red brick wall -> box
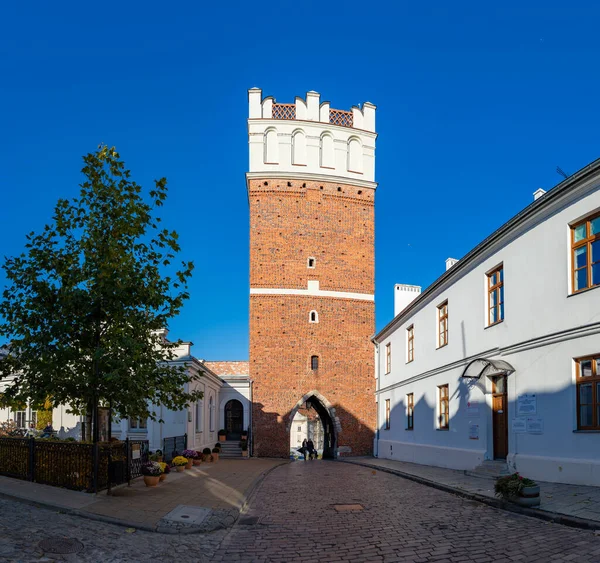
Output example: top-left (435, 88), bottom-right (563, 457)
top-left (249, 178), bottom-right (376, 458)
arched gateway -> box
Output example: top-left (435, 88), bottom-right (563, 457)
top-left (224, 399), bottom-right (244, 440)
top-left (288, 391), bottom-right (341, 459)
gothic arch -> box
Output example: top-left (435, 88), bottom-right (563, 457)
top-left (291, 129), bottom-right (306, 165)
top-left (347, 136), bottom-right (362, 173)
top-left (264, 127), bottom-right (279, 164)
top-left (320, 132), bottom-right (334, 168)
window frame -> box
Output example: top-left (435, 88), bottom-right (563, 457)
top-left (385, 343), bottom-right (391, 374)
top-left (385, 399), bottom-right (390, 430)
top-left (576, 354), bottom-right (600, 430)
top-left (571, 212), bottom-right (600, 294)
top-left (209, 396), bottom-right (215, 432)
top-left (407, 393), bottom-right (414, 430)
top-left (438, 384), bottom-right (449, 430)
top-left (487, 265), bottom-right (504, 326)
top-left (407, 325), bottom-right (414, 363)
top-left (311, 355), bottom-right (319, 371)
top-left (129, 417), bottom-right (148, 432)
top-left (437, 301), bottom-right (448, 348)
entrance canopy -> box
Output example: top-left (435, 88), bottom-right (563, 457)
top-left (461, 358), bottom-right (515, 379)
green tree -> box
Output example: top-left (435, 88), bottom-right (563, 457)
top-left (0, 145), bottom-right (200, 440)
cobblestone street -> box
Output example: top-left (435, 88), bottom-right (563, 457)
top-left (1, 461), bottom-right (600, 562)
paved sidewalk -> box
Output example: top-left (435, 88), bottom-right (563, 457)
top-left (343, 457), bottom-right (600, 529)
top-left (0, 458), bottom-right (286, 533)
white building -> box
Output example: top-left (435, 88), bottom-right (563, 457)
top-left (0, 340), bottom-right (251, 454)
top-left (374, 158), bottom-right (600, 487)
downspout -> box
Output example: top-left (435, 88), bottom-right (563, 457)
top-left (373, 339), bottom-right (380, 458)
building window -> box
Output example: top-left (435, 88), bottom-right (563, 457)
top-left (385, 343), bottom-right (391, 374)
top-left (209, 396), bottom-right (214, 432)
top-left (407, 325), bottom-right (414, 363)
top-left (438, 385), bottom-right (449, 429)
top-left (407, 393), bottom-right (414, 430)
top-left (576, 355), bottom-right (600, 430)
top-left (488, 266), bottom-right (504, 325)
top-left (572, 213), bottom-right (600, 293)
top-left (307, 257), bottom-right (316, 268)
top-left (129, 418), bottom-right (148, 431)
top-left (438, 301), bottom-right (448, 348)
top-left (385, 399), bottom-right (390, 430)
top-left (298, 426), bottom-right (302, 432)
top-left (15, 411), bottom-right (26, 429)
top-left (195, 399), bottom-right (203, 432)
top-left (309, 310), bottom-right (319, 323)
top-left (311, 355), bottom-right (319, 370)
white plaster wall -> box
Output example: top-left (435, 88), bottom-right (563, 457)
top-left (248, 89), bottom-right (376, 185)
top-left (377, 181), bottom-right (600, 485)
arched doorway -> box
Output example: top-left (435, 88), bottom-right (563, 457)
top-left (224, 399), bottom-right (244, 440)
top-left (288, 391), bottom-right (339, 459)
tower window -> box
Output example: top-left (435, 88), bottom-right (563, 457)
top-left (311, 355), bottom-right (319, 370)
top-left (308, 257), bottom-right (316, 269)
top-left (309, 310), bottom-right (319, 323)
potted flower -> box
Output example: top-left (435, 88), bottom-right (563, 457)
top-left (182, 450), bottom-right (197, 469)
top-left (172, 456), bottom-right (188, 472)
top-left (241, 430), bottom-right (248, 441)
top-left (202, 447), bottom-right (212, 462)
top-left (218, 429), bottom-right (227, 442)
top-left (494, 473), bottom-right (540, 507)
top-left (158, 462), bottom-right (170, 481)
top-left (141, 461), bottom-right (162, 487)
top-left (149, 450), bottom-right (163, 463)
top-left (240, 440), bottom-right (248, 458)
top-left (211, 447), bottom-right (220, 462)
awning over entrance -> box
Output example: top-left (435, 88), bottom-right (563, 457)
top-left (461, 358), bottom-right (515, 379)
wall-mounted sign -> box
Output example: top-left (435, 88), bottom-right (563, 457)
top-left (131, 444), bottom-right (141, 459)
top-left (468, 423), bottom-right (479, 440)
top-left (526, 416), bottom-right (544, 434)
top-left (517, 394), bottom-right (537, 416)
top-left (512, 418), bottom-right (527, 433)
top-left (466, 401), bottom-right (480, 417)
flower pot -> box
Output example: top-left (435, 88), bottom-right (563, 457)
top-left (242, 450), bottom-right (248, 457)
top-left (159, 474), bottom-right (166, 481)
top-left (521, 485), bottom-right (540, 497)
top-left (212, 453), bottom-right (219, 462)
top-left (219, 435), bottom-right (226, 442)
top-left (241, 435), bottom-right (247, 441)
top-left (175, 465), bottom-right (185, 472)
top-left (185, 461), bottom-right (193, 470)
top-left (193, 459), bottom-right (201, 466)
top-left (143, 475), bottom-right (160, 487)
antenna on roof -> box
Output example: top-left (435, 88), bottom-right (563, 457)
top-left (556, 166), bottom-right (568, 179)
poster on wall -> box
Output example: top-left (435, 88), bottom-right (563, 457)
top-left (526, 416), bottom-right (544, 434)
top-left (466, 401), bottom-right (480, 417)
top-left (468, 423), bottom-right (479, 440)
top-left (512, 418), bottom-right (527, 433)
top-left (517, 394), bottom-right (537, 416)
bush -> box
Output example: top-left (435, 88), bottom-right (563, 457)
top-left (214, 442), bottom-right (221, 449)
top-left (212, 447), bottom-right (219, 453)
top-left (202, 447), bottom-right (211, 455)
top-left (494, 473), bottom-right (537, 499)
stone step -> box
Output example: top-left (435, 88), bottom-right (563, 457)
top-left (465, 460), bottom-right (511, 479)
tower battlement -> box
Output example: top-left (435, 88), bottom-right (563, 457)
top-left (247, 88), bottom-right (377, 186)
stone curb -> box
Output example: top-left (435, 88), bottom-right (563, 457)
top-left (0, 459), bottom-right (290, 535)
top-left (340, 459), bottom-right (600, 532)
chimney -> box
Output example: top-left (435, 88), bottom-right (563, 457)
top-left (445, 258), bottom-right (458, 271)
top-left (394, 284), bottom-right (422, 316)
top-left (533, 188), bottom-right (546, 201)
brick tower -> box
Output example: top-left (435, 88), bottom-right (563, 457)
top-left (247, 89), bottom-right (377, 458)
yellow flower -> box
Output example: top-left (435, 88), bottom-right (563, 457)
top-left (172, 456), bottom-right (188, 466)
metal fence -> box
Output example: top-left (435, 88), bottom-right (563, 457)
top-left (162, 434), bottom-right (187, 463)
top-left (0, 437), bottom-right (149, 492)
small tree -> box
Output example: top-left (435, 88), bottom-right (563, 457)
top-left (0, 145), bottom-right (201, 440)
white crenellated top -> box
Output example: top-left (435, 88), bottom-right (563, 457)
top-left (247, 88), bottom-right (377, 186)
top-left (394, 284), bottom-right (422, 317)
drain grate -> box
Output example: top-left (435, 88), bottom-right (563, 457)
top-left (238, 516), bottom-right (259, 525)
top-left (333, 504), bottom-right (364, 512)
top-left (38, 538), bottom-right (84, 555)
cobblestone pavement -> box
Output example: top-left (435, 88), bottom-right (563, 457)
top-left (1, 462), bottom-right (600, 562)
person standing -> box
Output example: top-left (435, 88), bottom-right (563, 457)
top-left (307, 438), bottom-right (315, 460)
top-left (301, 438), bottom-right (308, 460)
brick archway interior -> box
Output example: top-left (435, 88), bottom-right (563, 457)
top-left (288, 391), bottom-right (340, 459)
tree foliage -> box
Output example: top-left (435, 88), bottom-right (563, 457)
top-left (0, 145), bottom-right (200, 425)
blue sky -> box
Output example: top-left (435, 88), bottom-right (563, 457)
top-left (1, 2), bottom-right (600, 360)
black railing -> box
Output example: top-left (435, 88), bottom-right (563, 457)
top-left (0, 437), bottom-right (149, 492)
top-left (163, 434), bottom-right (187, 463)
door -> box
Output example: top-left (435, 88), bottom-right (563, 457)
top-left (492, 375), bottom-right (508, 459)
top-left (224, 400), bottom-right (243, 440)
